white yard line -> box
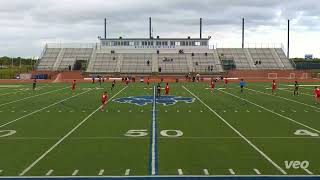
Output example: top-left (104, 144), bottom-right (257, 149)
top-left (254, 168), bottom-right (261, 175)
top-left (219, 89), bottom-right (320, 135)
top-left (178, 169), bottom-right (183, 175)
top-left (151, 86), bottom-right (157, 175)
top-left (0, 87), bottom-right (69, 107)
top-left (0, 90), bottom-right (92, 129)
top-left (183, 86), bottom-right (287, 175)
top-left (280, 88), bottom-right (313, 97)
top-left (19, 86), bottom-right (127, 176)
top-left (247, 88), bottom-right (320, 110)
top-left (45, 169), bottom-right (54, 176)
top-left (303, 168), bottom-right (313, 175)
top-left (125, 169), bottom-right (130, 176)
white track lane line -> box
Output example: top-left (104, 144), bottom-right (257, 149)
top-left (45, 169), bottom-right (54, 176)
top-left (203, 169), bottom-right (209, 175)
top-left (254, 168), bottom-right (261, 175)
top-left (19, 86), bottom-right (127, 176)
top-left (178, 169), bottom-right (183, 175)
top-left (219, 89), bottom-right (320, 135)
top-left (183, 86), bottom-right (287, 175)
top-left (72, 170), bottom-right (79, 176)
top-left (247, 88), bottom-right (320, 110)
top-left (303, 168), bottom-right (313, 175)
top-left (0, 89), bottom-right (92, 129)
top-left (0, 87), bottom-right (68, 107)
top-left (229, 169), bottom-right (235, 175)
top-left (98, 169), bottom-right (104, 176)
top-left (125, 169), bottom-right (130, 176)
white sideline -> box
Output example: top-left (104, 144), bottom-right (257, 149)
top-left (0, 87), bottom-right (68, 107)
top-left (247, 88), bottom-right (320, 110)
top-left (0, 89), bottom-right (92, 128)
top-left (183, 86), bottom-right (287, 175)
top-left (19, 86), bottom-right (127, 176)
top-left (219, 89), bottom-right (320, 134)
top-left (45, 169), bottom-right (53, 176)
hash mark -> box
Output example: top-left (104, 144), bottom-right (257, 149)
top-left (254, 168), bottom-right (261, 175)
top-left (98, 169), bottom-right (104, 176)
top-left (203, 169), bottom-right (209, 175)
top-left (72, 169), bottom-right (79, 176)
top-left (229, 169), bottom-right (235, 175)
top-left (125, 169), bottom-right (130, 176)
top-left (45, 169), bottom-right (53, 176)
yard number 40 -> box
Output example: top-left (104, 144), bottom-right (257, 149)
top-left (124, 129), bottom-right (183, 137)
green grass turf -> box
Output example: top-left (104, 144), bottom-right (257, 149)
top-left (0, 81), bottom-right (319, 176)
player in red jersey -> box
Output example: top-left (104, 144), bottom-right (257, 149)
top-left (272, 80), bottom-right (277, 94)
top-left (314, 87), bottom-right (320, 104)
top-left (224, 77), bottom-right (228, 88)
top-left (101, 91), bottom-right (108, 112)
top-left (71, 80), bottom-right (76, 94)
top-left (165, 83), bottom-right (170, 95)
top-left (146, 78), bottom-right (150, 86)
top-left (210, 80), bottom-right (215, 92)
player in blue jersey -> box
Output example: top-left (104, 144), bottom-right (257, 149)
top-left (240, 79), bottom-right (246, 93)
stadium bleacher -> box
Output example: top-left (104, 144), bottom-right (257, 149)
top-left (37, 44), bottom-right (293, 74)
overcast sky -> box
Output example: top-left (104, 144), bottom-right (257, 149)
top-left (0, 0), bottom-right (319, 58)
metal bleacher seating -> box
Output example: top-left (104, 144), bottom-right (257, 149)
top-left (121, 53), bottom-right (152, 73)
top-left (37, 48), bottom-right (61, 70)
top-left (157, 54), bottom-right (189, 73)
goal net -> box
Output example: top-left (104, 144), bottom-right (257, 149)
top-left (268, 73), bottom-right (278, 79)
top-left (289, 73), bottom-right (296, 79)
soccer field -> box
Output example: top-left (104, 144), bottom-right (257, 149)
top-left (0, 81), bottom-right (320, 177)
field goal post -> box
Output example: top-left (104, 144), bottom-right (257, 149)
top-left (300, 73), bottom-right (308, 79)
top-left (289, 73), bottom-right (296, 79)
top-left (268, 73), bottom-right (278, 79)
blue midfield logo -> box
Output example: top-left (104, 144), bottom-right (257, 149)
top-left (113, 96), bottom-right (194, 106)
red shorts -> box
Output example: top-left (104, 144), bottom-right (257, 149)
top-left (102, 100), bottom-right (106, 104)
top-left (272, 86), bottom-right (276, 90)
top-left (211, 85), bottom-right (215, 89)
top-left (165, 90), bottom-right (169, 95)
top-left (72, 86), bottom-right (75, 90)
top-left (317, 95), bottom-right (320, 98)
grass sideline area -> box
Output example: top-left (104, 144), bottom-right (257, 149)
top-left (0, 81), bottom-right (319, 178)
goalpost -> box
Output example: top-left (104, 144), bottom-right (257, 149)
top-left (268, 73), bottom-right (278, 79)
top-left (300, 73), bottom-right (308, 79)
top-left (289, 73), bottom-right (295, 79)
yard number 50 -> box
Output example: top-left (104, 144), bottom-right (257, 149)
top-left (124, 129), bottom-right (183, 137)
